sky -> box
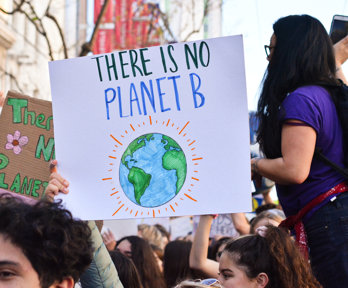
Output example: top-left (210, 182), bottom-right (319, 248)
top-left (221, 0), bottom-right (348, 110)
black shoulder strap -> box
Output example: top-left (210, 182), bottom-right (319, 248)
top-left (314, 147), bottom-right (348, 179)
top-left (312, 81), bottom-right (348, 179)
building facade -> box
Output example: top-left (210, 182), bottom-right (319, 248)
top-left (0, 0), bottom-right (82, 101)
top-left (0, 0), bottom-right (222, 101)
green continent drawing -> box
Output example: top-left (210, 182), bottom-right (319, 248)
top-left (162, 135), bottom-right (181, 150)
top-left (162, 150), bottom-right (187, 194)
top-left (128, 167), bottom-right (152, 204)
top-left (119, 133), bottom-right (187, 207)
top-left (121, 134), bottom-right (153, 169)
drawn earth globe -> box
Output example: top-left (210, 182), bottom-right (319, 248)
top-left (119, 133), bottom-right (187, 207)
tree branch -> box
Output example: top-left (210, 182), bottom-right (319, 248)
top-left (183, 0), bottom-right (211, 42)
top-left (45, 10), bottom-right (68, 59)
top-left (25, 0), bottom-right (54, 60)
top-left (0, 0), bottom-right (25, 15)
top-left (79, 0), bottom-right (112, 57)
top-left (0, 68), bottom-right (24, 94)
top-left (156, 6), bottom-right (177, 42)
top-left (2, 0), bottom-right (55, 60)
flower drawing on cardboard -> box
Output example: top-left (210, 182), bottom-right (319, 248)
top-left (5, 130), bottom-right (28, 154)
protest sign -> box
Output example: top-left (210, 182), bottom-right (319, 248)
top-left (192, 214), bottom-right (239, 238)
top-left (170, 216), bottom-right (193, 240)
top-left (209, 214), bottom-right (239, 238)
top-left (102, 219), bottom-right (138, 240)
top-left (0, 91), bottom-right (54, 200)
top-left (49, 35), bottom-right (251, 220)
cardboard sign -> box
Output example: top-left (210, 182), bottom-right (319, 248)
top-left (0, 91), bottom-right (54, 199)
top-left (49, 35), bottom-right (251, 220)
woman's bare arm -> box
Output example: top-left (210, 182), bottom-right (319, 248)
top-left (189, 215), bottom-right (219, 278)
top-left (251, 121), bottom-right (316, 185)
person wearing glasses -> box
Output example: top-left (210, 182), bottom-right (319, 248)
top-left (251, 14), bottom-right (348, 288)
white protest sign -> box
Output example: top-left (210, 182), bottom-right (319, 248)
top-left (170, 216), bottom-right (193, 240)
top-left (192, 214), bottom-right (239, 238)
top-left (49, 35), bottom-right (251, 220)
top-left (102, 219), bottom-right (138, 240)
top-left (210, 214), bottom-right (239, 238)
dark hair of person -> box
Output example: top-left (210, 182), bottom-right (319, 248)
top-left (116, 235), bottom-right (166, 288)
top-left (0, 195), bottom-right (93, 288)
top-left (109, 250), bottom-right (143, 288)
top-left (257, 14), bottom-right (339, 158)
top-left (163, 240), bottom-right (195, 288)
top-left (255, 203), bottom-right (278, 214)
top-left (209, 237), bottom-right (233, 261)
top-left (223, 225), bottom-right (322, 288)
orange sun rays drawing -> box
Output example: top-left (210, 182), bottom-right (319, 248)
top-left (102, 116), bottom-right (203, 218)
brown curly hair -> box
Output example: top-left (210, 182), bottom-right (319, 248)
top-left (223, 225), bottom-right (322, 288)
top-left (0, 195), bottom-right (93, 288)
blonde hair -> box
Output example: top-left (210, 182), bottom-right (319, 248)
top-left (138, 224), bottom-right (165, 250)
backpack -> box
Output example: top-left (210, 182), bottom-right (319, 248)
top-left (315, 80), bottom-right (348, 179)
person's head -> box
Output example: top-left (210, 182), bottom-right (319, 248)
top-left (138, 223), bottom-right (167, 250)
top-left (154, 223), bottom-right (171, 244)
top-left (257, 14), bottom-right (338, 158)
top-left (249, 211), bottom-right (284, 234)
top-left (255, 204), bottom-right (278, 215)
top-left (116, 235), bottom-right (166, 288)
top-left (218, 226), bottom-right (321, 288)
top-left (210, 237), bottom-right (233, 262)
top-left (163, 240), bottom-right (194, 287)
top-left (0, 195), bottom-right (93, 288)
top-left (116, 236), bottom-right (132, 257)
top-left (109, 250), bottom-right (143, 288)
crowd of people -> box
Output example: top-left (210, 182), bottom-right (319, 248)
top-left (1, 14), bottom-right (348, 288)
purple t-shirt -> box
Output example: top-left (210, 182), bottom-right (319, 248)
top-left (277, 85), bottom-right (346, 219)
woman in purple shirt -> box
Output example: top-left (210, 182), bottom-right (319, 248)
top-left (251, 15), bottom-right (348, 288)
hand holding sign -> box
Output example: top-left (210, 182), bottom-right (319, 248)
top-left (43, 160), bottom-right (69, 202)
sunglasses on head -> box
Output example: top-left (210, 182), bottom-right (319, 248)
top-left (197, 278), bottom-right (222, 287)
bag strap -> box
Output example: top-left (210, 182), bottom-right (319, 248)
top-left (314, 147), bottom-right (348, 179)
top-left (312, 81), bottom-right (348, 179)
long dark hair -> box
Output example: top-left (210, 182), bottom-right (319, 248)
top-left (163, 240), bottom-right (193, 288)
top-left (109, 250), bottom-right (143, 288)
top-left (222, 226), bottom-right (322, 288)
top-left (116, 235), bottom-right (166, 288)
top-left (257, 15), bottom-right (338, 158)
